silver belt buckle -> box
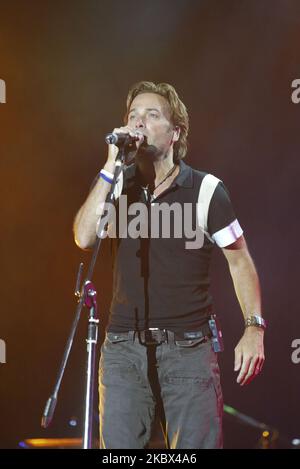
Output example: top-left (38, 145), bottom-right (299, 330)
top-left (144, 328), bottom-right (165, 345)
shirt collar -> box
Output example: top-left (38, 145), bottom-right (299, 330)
top-left (173, 160), bottom-right (193, 188)
top-left (124, 159), bottom-right (193, 188)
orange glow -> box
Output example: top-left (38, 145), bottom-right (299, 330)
top-left (24, 438), bottom-right (82, 448)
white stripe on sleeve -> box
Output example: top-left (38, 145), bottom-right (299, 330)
top-left (212, 219), bottom-right (243, 247)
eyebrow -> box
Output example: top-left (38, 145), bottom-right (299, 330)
top-left (128, 107), bottom-right (161, 114)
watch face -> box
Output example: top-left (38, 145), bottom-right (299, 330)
top-left (256, 316), bottom-right (266, 327)
top-left (245, 315), bottom-right (266, 329)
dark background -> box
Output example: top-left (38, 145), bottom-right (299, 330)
top-left (0, 0), bottom-right (299, 449)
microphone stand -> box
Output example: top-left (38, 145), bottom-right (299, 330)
top-left (41, 140), bottom-right (131, 449)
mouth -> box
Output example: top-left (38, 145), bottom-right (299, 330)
top-left (138, 133), bottom-right (148, 147)
top-left (136, 131), bottom-right (148, 139)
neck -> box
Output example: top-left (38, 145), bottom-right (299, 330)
top-left (136, 152), bottom-right (176, 190)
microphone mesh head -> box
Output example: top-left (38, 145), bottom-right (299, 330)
top-left (105, 133), bottom-right (117, 145)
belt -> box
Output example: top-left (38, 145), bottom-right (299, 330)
top-left (108, 324), bottom-right (212, 346)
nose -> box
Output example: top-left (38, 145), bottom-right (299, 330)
top-left (135, 116), bottom-right (145, 129)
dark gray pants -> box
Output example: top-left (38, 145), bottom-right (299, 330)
top-left (99, 331), bottom-right (223, 449)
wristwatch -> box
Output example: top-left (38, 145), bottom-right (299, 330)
top-left (245, 314), bottom-right (267, 330)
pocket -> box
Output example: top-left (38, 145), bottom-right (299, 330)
top-left (175, 338), bottom-right (213, 363)
top-left (106, 332), bottom-right (130, 344)
top-left (175, 337), bottom-right (208, 348)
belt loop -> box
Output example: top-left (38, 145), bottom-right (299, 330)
top-left (167, 330), bottom-right (175, 344)
top-left (128, 330), bottom-right (135, 342)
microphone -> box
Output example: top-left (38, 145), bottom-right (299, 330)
top-left (105, 131), bottom-right (144, 147)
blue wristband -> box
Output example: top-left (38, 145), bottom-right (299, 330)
top-left (99, 169), bottom-right (114, 184)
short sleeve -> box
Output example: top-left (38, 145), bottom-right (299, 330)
top-left (207, 181), bottom-right (243, 247)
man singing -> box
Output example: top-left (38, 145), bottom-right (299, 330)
top-left (73, 81), bottom-right (265, 449)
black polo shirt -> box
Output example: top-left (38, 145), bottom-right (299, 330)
top-left (99, 160), bottom-right (243, 333)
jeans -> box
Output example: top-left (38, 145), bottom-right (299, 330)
top-left (98, 330), bottom-right (223, 449)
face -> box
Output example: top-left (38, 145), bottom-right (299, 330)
top-left (127, 92), bottom-right (179, 159)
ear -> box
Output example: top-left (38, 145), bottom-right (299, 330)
top-left (172, 126), bottom-right (180, 143)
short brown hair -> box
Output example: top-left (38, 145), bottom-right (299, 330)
top-left (125, 81), bottom-right (189, 161)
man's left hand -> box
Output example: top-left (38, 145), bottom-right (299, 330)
top-left (234, 327), bottom-right (265, 386)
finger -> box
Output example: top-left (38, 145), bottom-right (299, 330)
top-left (240, 357), bottom-right (259, 386)
top-left (234, 349), bottom-right (242, 372)
top-left (237, 357), bottom-right (251, 384)
top-left (256, 356), bottom-right (265, 374)
top-left (242, 355), bottom-right (265, 385)
top-left (241, 373), bottom-right (256, 386)
top-left (112, 126), bottom-right (136, 137)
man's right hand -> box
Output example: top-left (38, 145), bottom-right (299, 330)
top-left (106, 126), bottom-right (144, 168)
